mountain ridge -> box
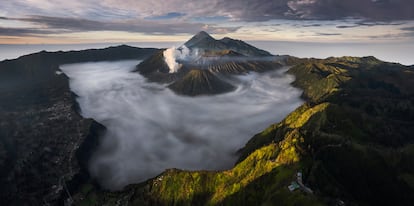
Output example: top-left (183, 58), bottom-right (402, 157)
top-left (184, 31), bottom-right (272, 57)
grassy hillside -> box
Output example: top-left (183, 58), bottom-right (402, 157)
top-left (71, 56), bottom-right (414, 205)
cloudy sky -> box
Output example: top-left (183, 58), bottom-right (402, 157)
top-left (1, 0), bottom-right (414, 44)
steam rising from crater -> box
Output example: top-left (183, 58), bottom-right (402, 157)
top-left (60, 60), bottom-right (303, 190)
top-left (163, 45), bottom-right (202, 73)
top-left (163, 45), bottom-right (201, 73)
top-left (163, 47), bottom-right (182, 73)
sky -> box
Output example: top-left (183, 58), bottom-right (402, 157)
top-left (0, 0), bottom-right (414, 44)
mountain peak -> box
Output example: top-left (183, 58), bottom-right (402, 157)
top-left (195, 31), bottom-right (212, 39)
top-left (184, 31), bottom-right (219, 48)
top-left (183, 31), bottom-right (272, 56)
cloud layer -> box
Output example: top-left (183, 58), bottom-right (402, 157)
top-left (1, 1), bottom-right (414, 44)
top-left (0, 15), bottom-right (240, 36)
top-left (1, 0), bottom-right (414, 38)
top-left (60, 60), bottom-right (303, 190)
top-left (5, 0), bottom-right (414, 22)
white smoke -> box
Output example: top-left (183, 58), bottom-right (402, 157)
top-left (163, 47), bottom-right (182, 73)
top-left (163, 45), bottom-right (201, 73)
top-left (60, 60), bottom-right (303, 190)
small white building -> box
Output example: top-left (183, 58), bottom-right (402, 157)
top-left (288, 181), bottom-right (300, 192)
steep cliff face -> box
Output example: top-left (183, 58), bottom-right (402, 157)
top-left (0, 46), bottom-right (158, 205)
top-left (71, 56), bottom-right (414, 206)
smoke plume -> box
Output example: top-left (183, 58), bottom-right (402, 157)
top-left (163, 45), bottom-right (202, 73)
top-left (60, 60), bottom-right (303, 190)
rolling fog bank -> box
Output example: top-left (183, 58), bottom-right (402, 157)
top-left (60, 60), bottom-right (303, 190)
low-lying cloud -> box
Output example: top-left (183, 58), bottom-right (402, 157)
top-left (60, 60), bottom-right (303, 190)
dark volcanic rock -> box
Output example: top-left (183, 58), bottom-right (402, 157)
top-left (184, 31), bottom-right (227, 51)
top-left (135, 31), bottom-right (282, 96)
top-left (133, 50), bottom-right (183, 83)
top-left (184, 31), bottom-right (272, 57)
top-left (219, 37), bottom-right (272, 57)
top-left (0, 45), bottom-right (158, 205)
top-left (207, 60), bottom-right (281, 74)
top-left (168, 69), bottom-right (235, 96)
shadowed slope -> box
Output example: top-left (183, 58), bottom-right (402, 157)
top-left (168, 69), bottom-right (235, 96)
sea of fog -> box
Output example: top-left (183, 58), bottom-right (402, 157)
top-left (1, 41), bottom-right (413, 65)
top-left (60, 60), bottom-right (303, 190)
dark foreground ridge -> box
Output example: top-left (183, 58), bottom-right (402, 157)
top-left (135, 31), bottom-right (283, 96)
top-left (0, 45), bottom-right (159, 205)
top-left (71, 56), bottom-right (414, 206)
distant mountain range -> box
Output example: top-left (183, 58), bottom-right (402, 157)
top-left (135, 31), bottom-right (282, 96)
top-left (0, 33), bottom-right (413, 205)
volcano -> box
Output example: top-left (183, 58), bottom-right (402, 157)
top-left (135, 31), bottom-right (283, 96)
top-left (183, 31), bottom-right (272, 56)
